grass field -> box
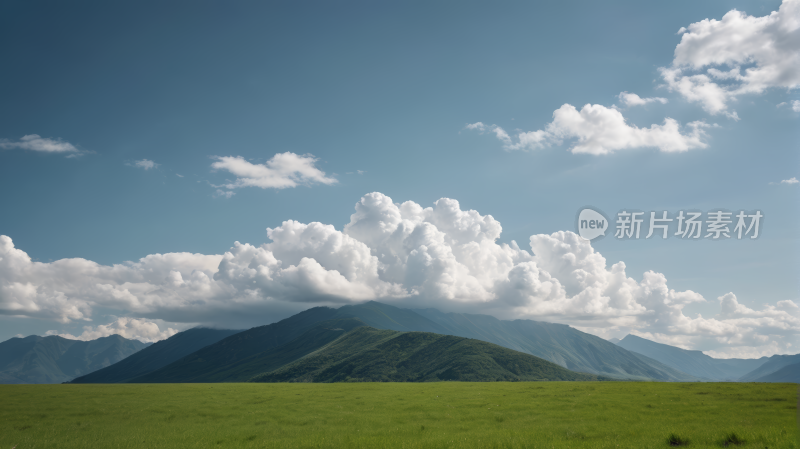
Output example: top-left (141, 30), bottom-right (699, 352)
top-left (0, 382), bottom-right (796, 448)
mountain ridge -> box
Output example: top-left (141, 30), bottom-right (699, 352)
top-left (0, 334), bottom-right (149, 384)
top-left (250, 326), bottom-right (604, 383)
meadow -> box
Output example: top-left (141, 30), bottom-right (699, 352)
top-left (0, 382), bottom-right (796, 449)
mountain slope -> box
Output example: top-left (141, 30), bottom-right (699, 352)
top-left (411, 306), bottom-right (696, 381)
top-left (615, 335), bottom-right (767, 380)
top-left (0, 335), bottom-right (148, 384)
top-left (250, 326), bottom-right (602, 383)
top-left (71, 327), bottom-right (241, 383)
top-left (122, 306), bottom-right (340, 382)
top-left (332, 301), bottom-right (446, 332)
top-left (105, 301), bottom-right (699, 384)
top-left (738, 354), bottom-right (800, 382)
top-left (131, 318), bottom-right (366, 383)
top-left (753, 362), bottom-right (800, 383)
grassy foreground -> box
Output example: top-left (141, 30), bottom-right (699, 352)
top-left (0, 382), bottom-right (796, 448)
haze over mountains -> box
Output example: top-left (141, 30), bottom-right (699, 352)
top-left (614, 334), bottom-right (800, 383)
top-left (4, 301), bottom-right (797, 384)
top-left (0, 335), bottom-right (148, 384)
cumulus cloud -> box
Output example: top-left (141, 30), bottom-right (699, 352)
top-left (793, 100), bottom-right (800, 112)
top-left (618, 92), bottom-right (668, 107)
top-left (1, 193), bottom-right (796, 357)
top-left (0, 134), bottom-right (80, 155)
top-left (127, 159), bottom-right (158, 170)
top-left (46, 317), bottom-right (178, 343)
top-left (211, 152), bottom-right (337, 192)
top-left (469, 104), bottom-right (709, 155)
top-left (780, 177), bottom-right (799, 184)
top-left (660, 0), bottom-right (800, 117)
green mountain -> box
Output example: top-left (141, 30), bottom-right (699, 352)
top-left (334, 301), bottom-right (445, 332)
top-left (737, 353), bottom-right (800, 382)
top-left (0, 335), bottom-right (148, 384)
top-left (123, 306), bottom-right (341, 382)
top-left (113, 301), bottom-right (700, 383)
top-left (752, 362), bottom-right (800, 383)
top-left (131, 318), bottom-right (366, 383)
top-left (615, 334), bottom-right (769, 381)
top-left (251, 326), bottom-right (602, 383)
top-left (71, 327), bottom-right (241, 383)
top-left (410, 306), bottom-right (698, 381)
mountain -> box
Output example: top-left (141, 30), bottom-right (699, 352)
top-left (71, 327), bottom-right (241, 383)
top-left (250, 326), bottom-right (602, 383)
top-left (124, 301), bottom-right (698, 383)
top-left (0, 334), bottom-right (148, 384)
top-left (614, 334), bottom-right (768, 381)
top-left (737, 354), bottom-right (800, 382)
top-left (124, 306), bottom-right (342, 382)
top-left (334, 301), bottom-right (445, 332)
top-left (131, 318), bottom-right (366, 383)
top-left (752, 362), bottom-right (800, 383)
top-left (410, 307), bottom-right (699, 381)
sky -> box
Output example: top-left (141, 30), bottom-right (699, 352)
top-left (0, 0), bottom-right (798, 358)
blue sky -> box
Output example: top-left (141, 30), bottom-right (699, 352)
top-left (0, 0), bottom-right (798, 357)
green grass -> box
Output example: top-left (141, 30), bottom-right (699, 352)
top-left (0, 382), bottom-right (796, 448)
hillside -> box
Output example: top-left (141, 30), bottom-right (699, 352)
top-left (113, 301), bottom-right (699, 383)
top-left (131, 318), bottom-right (366, 383)
top-left (753, 362), bottom-right (800, 383)
top-left (737, 353), bottom-right (800, 382)
top-left (71, 327), bottom-right (241, 383)
top-left (411, 306), bottom-right (696, 381)
top-left (250, 326), bottom-right (602, 383)
top-left (0, 335), bottom-right (148, 384)
top-left (615, 334), bottom-right (767, 380)
top-left (125, 302), bottom-right (448, 383)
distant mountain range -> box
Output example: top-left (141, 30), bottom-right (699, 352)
top-left (613, 334), bottom-right (799, 382)
top-left (5, 301), bottom-right (797, 384)
top-left (0, 334), bottom-right (148, 384)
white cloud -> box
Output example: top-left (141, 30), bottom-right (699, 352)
top-left (1, 193), bottom-right (796, 357)
top-left (46, 317), bottom-right (178, 343)
top-left (660, 0), bottom-right (800, 116)
top-left (618, 92), bottom-right (668, 107)
top-left (214, 189), bottom-right (236, 199)
top-left (0, 134), bottom-right (80, 154)
top-left (176, 174), bottom-right (184, 178)
top-left (211, 152), bottom-right (337, 192)
top-left (128, 159), bottom-right (158, 170)
top-left (780, 177), bottom-right (799, 184)
top-left (793, 100), bottom-right (800, 112)
top-left (469, 104), bottom-right (709, 155)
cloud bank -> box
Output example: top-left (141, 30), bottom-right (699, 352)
top-left (46, 317), bottom-right (178, 343)
top-left (661, 0), bottom-right (800, 117)
top-left (468, 104), bottom-right (709, 155)
top-left (0, 193), bottom-right (796, 357)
